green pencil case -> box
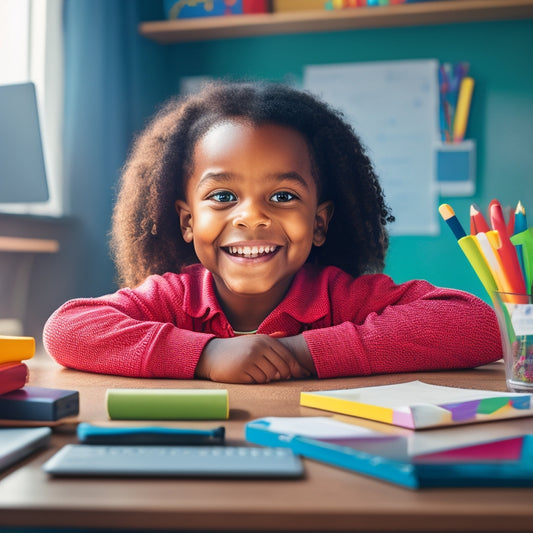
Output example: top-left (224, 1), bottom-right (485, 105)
top-left (106, 388), bottom-right (229, 420)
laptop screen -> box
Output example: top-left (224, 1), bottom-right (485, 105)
top-left (0, 82), bottom-right (49, 203)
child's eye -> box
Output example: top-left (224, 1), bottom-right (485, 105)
top-left (270, 191), bottom-right (296, 203)
top-left (209, 191), bottom-right (237, 203)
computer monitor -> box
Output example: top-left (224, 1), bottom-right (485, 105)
top-left (0, 82), bottom-right (49, 203)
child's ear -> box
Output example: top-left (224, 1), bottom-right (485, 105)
top-left (313, 200), bottom-right (334, 247)
top-left (175, 200), bottom-right (194, 243)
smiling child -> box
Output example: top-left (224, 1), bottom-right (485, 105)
top-left (43, 82), bottom-right (501, 383)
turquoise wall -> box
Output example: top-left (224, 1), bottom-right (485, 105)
top-left (166, 18), bottom-right (533, 301)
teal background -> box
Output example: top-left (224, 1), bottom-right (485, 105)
top-left (163, 17), bottom-right (533, 302)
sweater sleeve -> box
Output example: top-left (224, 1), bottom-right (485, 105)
top-left (42, 275), bottom-right (215, 379)
top-left (302, 274), bottom-right (503, 379)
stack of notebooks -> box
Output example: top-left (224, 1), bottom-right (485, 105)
top-left (245, 381), bottom-right (533, 489)
top-left (0, 335), bottom-right (78, 474)
top-left (0, 335), bottom-right (35, 396)
top-left (0, 335), bottom-right (79, 423)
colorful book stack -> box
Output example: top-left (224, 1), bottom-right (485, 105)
top-left (0, 335), bottom-right (35, 396)
top-left (439, 199), bottom-right (533, 300)
top-left (0, 335), bottom-right (79, 422)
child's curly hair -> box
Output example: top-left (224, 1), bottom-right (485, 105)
top-left (110, 81), bottom-right (394, 288)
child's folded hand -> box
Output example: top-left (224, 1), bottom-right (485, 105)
top-left (195, 335), bottom-right (310, 384)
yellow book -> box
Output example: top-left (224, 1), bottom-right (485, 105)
top-left (0, 335), bottom-right (35, 363)
top-left (301, 390), bottom-right (394, 425)
top-left (300, 381), bottom-right (533, 429)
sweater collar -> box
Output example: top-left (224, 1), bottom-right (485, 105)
top-left (183, 264), bottom-right (224, 321)
top-left (183, 263), bottom-right (330, 325)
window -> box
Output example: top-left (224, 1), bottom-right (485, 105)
top-left (0, 0), bottom-right (64, 216)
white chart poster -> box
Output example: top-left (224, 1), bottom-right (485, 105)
top-left (304, 59), bottom-right (440, 235)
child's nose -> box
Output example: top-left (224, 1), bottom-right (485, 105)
top-left (232, 200), bottom-right (271, 229)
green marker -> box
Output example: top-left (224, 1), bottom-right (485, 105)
top-left (106, 388), bottom-right (229, 420)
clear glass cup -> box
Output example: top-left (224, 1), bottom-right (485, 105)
top-left (492, 292), bottom-right (533, 392)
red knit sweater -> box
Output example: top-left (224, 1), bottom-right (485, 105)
top-left (43, 264), bottom-right (502, 379)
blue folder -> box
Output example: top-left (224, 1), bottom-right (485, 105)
top-left (245, 417), bottom-right (533, 490)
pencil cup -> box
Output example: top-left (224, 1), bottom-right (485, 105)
top-left (492, 292), bottom-right (533, 392)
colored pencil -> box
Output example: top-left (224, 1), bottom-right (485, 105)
top-left (477, 231), bottom-right (514, 293)
top-left (489, 200), bottom-right (527, 295)
top-left (453, 77), bottom-right (474, 143)
top-left (439, 203), bottom-right (466, 240)
top-left (514, 201), bottom-right (527, 234)
top-left (470, 203), bottom-right (490, 235)
top-left (439, 204), bottom-right (498, 298)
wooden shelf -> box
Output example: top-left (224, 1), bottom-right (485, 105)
top-left (0, 236), bottom-right (59, 253)
top-left (139, 0), bottom-right (533, 43)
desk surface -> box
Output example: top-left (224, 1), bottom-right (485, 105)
top-left (1, 357), bottom-right (532, 532)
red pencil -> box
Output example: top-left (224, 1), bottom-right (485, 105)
top-left (469, 203), bottom-right (490, 234)
top-left (489, 199), bottom-right (527, 295)
top-left (507, 209), bottom-right (516, 237)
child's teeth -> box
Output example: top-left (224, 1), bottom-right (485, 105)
top-left (229, 245), bottom-right (276, 257)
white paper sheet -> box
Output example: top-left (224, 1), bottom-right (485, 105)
top-left (314, 380), bottom-right (531, 408)
top-left (304, 60), bottom-right (440, 235)
top-left (261, 416), bottom-right (380, 439)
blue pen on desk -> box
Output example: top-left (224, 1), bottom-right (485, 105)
top-left (77, 423), bottom-right (226, 445)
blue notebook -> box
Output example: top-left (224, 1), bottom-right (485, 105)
top-left (245, 416), bottom-right (533, 490)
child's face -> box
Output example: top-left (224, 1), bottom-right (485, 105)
top-left (176, 120), bottom-right (333, 309)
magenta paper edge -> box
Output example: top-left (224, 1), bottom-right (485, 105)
top-left (391, 410), bottom-right (415, 429)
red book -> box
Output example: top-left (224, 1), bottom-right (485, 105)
top-left (0, 362), bottom-right (29, 396)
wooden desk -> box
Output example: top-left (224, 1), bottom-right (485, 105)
top-left (1, 357), bottom-right (532, 532)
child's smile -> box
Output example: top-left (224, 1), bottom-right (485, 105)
top-left (176, 119), bottom-right (332, 330)
top-left (222, 241), bottom-right (280, 261)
